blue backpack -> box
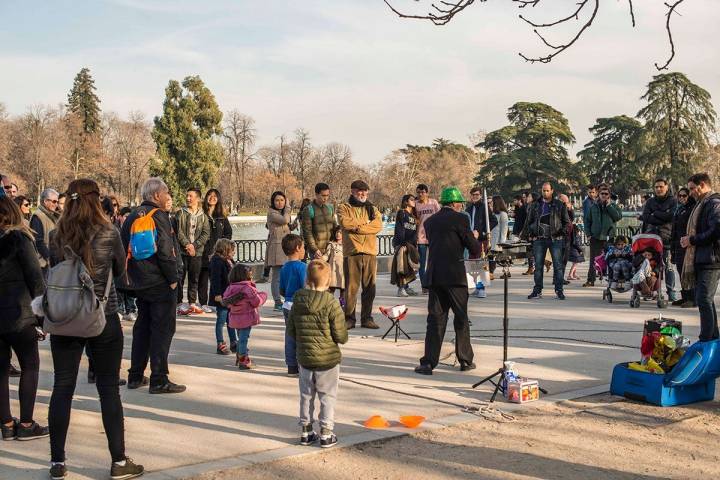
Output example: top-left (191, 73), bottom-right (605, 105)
top-left (128, 208), bottom-right (159, 260)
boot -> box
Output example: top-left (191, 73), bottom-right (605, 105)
top-left (544, 260), bottom-right (552, 272)
top-left (522, 267), bottom-right (535, 276)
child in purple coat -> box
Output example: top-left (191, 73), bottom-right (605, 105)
top-left (223, 264), bottom-right (268, 369)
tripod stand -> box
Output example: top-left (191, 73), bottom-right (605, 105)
top-left (472, 259), bottom-right (511, 402)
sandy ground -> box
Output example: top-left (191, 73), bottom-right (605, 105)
top-left (206, 392), bottom-right (720, 480)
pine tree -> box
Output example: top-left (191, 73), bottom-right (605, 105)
top-left (67, 67), bottom-right (101, 134)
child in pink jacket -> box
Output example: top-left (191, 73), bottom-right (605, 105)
top-left (223, 264), bottom-right (267, 369)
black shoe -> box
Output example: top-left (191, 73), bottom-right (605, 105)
top-left (361, 319), bottom-right (380, 329)
top-left (555, 291), bottom-right (566, 300)
top-left (300, 429), bottom-right (319, 446)
top-left (127, 376), bottom-right (149, 390)
top-left (527, 291), bottom-right (542, 300)
top-left (1, 418), bottom-right (17, 441)
top-left (414, 364), bottom-right (433, 375)
top-left (15, 421), bottom-right (49, 441)
top-left (49, 463), bottom-right (67, 480)
top-left (149, 381), bottom-right (186, 394)
top-left (345, 321), bottom-right (356, 330)
top-left (88, 371), bottom-right (96, 384)
top-left (287, 366), bottom-right (299, 377)
top-left (563, 279), bottom-right (570, 285)
top-left (110, 457), bottom-right (144, 480)
top-left (8, 364), bottom-right (21, 377)
top-left (460, 362), bottom-right (476, 372)
top-left (671, 298), bottom-right (685, 306)
top-left (320, 433), bottom-right (337, 448)
top-left (119, 379), bottom-right (127, 386)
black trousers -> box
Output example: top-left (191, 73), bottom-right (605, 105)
top-left (198, 265), bottom-right (210, 306)
top-left (0, 324), bottom-right (39, 424)
top-left (587, 238), bottom-right (607, 282)
top-left (49, 314), bottom-right (125, 463)
top-left (420, 286), bottom-right (474, 369)
top-left (129, 293), bottom-right (177, 387)
top-left (178, 255), bottom-right (202, 304)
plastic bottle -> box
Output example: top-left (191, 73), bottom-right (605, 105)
top-left (475, 281), bottom-right (487, 298)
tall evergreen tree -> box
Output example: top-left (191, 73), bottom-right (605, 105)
top-left (638, 72), bottom-right (716, 186)
top-left (151, 76), bottom-right (224, 197)
top-left (577, 115), bottom-right (648, 199)
top-left (67, 67), bottom-right (101, 134)
top-left (474, 102), bottom-right (576, 194)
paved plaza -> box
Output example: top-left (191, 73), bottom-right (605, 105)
top-left (2, 263), bottom-right (717, 479)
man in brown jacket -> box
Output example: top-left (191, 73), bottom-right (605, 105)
top-left (338, 180), bottom-right (383, 329)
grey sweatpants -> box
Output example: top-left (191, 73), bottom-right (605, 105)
top-left (299, 364), bottom-right (340, 431)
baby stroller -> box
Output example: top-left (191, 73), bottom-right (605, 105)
top-left (601, 238), bottom-right (634, 304)
top-left (628, 234), bottom-right (667, 309)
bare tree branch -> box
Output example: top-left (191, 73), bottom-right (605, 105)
top-left (655, 0), bottom-right (686, 71)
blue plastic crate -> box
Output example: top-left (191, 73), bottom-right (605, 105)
top-left (610, 339), bottom-right (720, 407)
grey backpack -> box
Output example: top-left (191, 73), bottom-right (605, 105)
top-left (42, 246), bottom-right (112, 338)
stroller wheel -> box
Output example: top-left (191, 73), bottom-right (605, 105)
top-left (607, 291), bottom-right (613, 303)
top-left (630, 295), bottom-right (640, 308)
top-left (658, 299), bottom-right (668, 309)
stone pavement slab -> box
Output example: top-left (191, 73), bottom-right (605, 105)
top-left (1, 263), bottom-right (711, 479)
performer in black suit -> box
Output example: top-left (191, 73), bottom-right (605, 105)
top-left (415, 187), bottom-right (482, 375)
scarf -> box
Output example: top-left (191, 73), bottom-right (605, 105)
top-left (682, 189), bottom-right (715, 289)
top-left (348, 195), bottom-right (376, 221)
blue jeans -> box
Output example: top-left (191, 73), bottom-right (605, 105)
top-left (283, 308), bottom-right (297, 367)
top-left (695, 268), bottom-right (720, 341)
top-left (215, 307), bottom-right (238, 345)
top-left (533, 238), bottom-right (565, 293)
top-left (236, 327), bottom-right (252, 356)
top-left (418, 244), bottom-right (429, 288)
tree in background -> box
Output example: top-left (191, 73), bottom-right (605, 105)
top-left (222, 110), bottom-right (256, 210)
top-left (578, 115), bottom-right (648, 199)
top-left (638, 72), bottom-right (716, 187)
top-left (151, 75), bottom-right (224, 197)
top-left (474, 102), bottom-right (576, 194)
top-left (66, 67), bottom-right (102, 179)
top-left (289, 128), bottom-right (312, 198)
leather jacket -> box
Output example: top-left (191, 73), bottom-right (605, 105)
top-left (523, 198), bottom-right (571, 240)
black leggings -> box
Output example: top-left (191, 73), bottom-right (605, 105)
top-left (49, 314), bottom-right (125, 463)
top-left (0, 324), bottom-right (40, 424)
top-left (198, 265), bottom-right (210, 306)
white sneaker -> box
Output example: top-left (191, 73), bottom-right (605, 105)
top-left (201, 305), bottom-right (214, 314)
top-left (177, 303), bottom-right (191, 315)
top-left (397, 287), bottom-right (409, 298)
top-left (405, 287), bottom-right (418, 296)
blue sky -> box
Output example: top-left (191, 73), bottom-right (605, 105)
top-left (1, 0), bottom-right (718, 164)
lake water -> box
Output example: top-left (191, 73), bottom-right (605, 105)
top-left (230, 218), bottom-right (395, 240)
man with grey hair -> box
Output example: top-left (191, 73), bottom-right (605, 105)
top-left (120, 177), bottom-right (186, 394)
top-left (30, 187), bottom-right (60, 272)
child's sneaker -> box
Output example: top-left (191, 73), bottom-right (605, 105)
top-left (300, 426), bottom-right (319, 446)
top-left (273, 302), bottom-right (283, 312)
top-left (320, 432), bottom-right (337, 448)
top-left (237, 354), bottom-right (254, 370)
top-left (216, 342), bottom-right (231, 355)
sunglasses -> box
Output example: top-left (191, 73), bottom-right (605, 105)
top-left (112, 203), bottom-right (118, 207)
top-left (2, 185), bottom-right (10, 190)
top-left (22, 203), bottom-right (30, 207)
top-left (678, 194), bottom-right (688, 198)
top-left (48, 199), bottom-right (58, 204)
top-left (600, 192), bottom-right (610, 196)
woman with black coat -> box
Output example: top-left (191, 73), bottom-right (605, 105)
top-left (671, 187), bottom-right (697, 307)
top-left (392, 194), bottom-right (419, 296)
top-left (0, 195), bottom-right (47, 442)
top-left (198, 189), bottom-right (233, 311)
top-left (47, 179), bottom-right (143, 480)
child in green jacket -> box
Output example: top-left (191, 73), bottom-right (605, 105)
top-left (287, 259), bottom-right (348, 448)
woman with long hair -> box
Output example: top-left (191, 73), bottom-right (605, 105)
top-left (266, 191), bottom-right (293, 311)
top-left (47, 179), bottom-right (143, 480)
top-left (13, 195), bottom-right (32, 222)
top-left (490, 196), bottom-right (509, 278)
top-left (0, 196), bottom-right (47, 442)
top-left (199, 188), bottom-right (233, 314)
top-left (392, 194), bottom-right (419, 297)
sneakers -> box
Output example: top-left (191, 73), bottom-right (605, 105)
top-left (123, 312), bottom-right (137, 323)
top-left (176, 303), bottom-right (191, 315)
top-left (527, 291), bottom-right (542, 300)
top-left (190, 303), bottom-right (204, 315)
top-left (405, 287), bottom-right (419, 296)
top-left (671, 298), bottom-right (685, 307)
top-left (8, 363), bottom-right (21, 377)
top-left (127, 376), bottom-right (149, 390)
top-left (361, 319), bottom-right (380, 329)
top-left (555, 291), bottom-right (566, 300)
top-left (320, 432), bottom-right (338, 448)
top-left (582, 281), bottom-right (594, 287)
top-left (149, 381), bottom-right (186, 394)
top-left (49, 463), bottom-right (67, 480)
top-left (1, 419), bottom-right (16, 441)
top-left (300, 426), bottom-right (319, 446)
top-left (217, 342), bottom-right (231, 355)
top-left (236, 354), bottom-right (255, 370)
top-left (273, 302), bottom-right (283, 312)
top-left (287, 366), bottom-right (299, 377)
top-left (110, 457), bottom-right (144, 480)
top-left (397, 287), bottom-right (409, 298)
top-left (201, 305), bottom-right (214, 314)
top-left (15, 421), bottom-right (49, 441)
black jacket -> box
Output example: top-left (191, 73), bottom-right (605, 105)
top-left (523, 198), bottom-right (570, 240)
top-left (392, 210), bottom-right (418, 248)
top-left (121, 201), bottom-right (180, 298)
top-left (0, 229), bottom-right (45, 334)
top-left (512, 202), bottom-right (527, 236)
top-left (208, 254), bottom-right (233, 308)
top-left (202, 215), bottom-right (233, 266)
top-left (641, 194), bottom-right (677, 245)
top-left (670, 198), bottom-right (696, 263)
top-left (465, 201), bottom-right (498, 240)
top-left (689, 193), bottom-right (720, 269)
top-left (50, 224), bottom-right (126, 316)
top-left (424, 207), bottom-right (481, 287)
